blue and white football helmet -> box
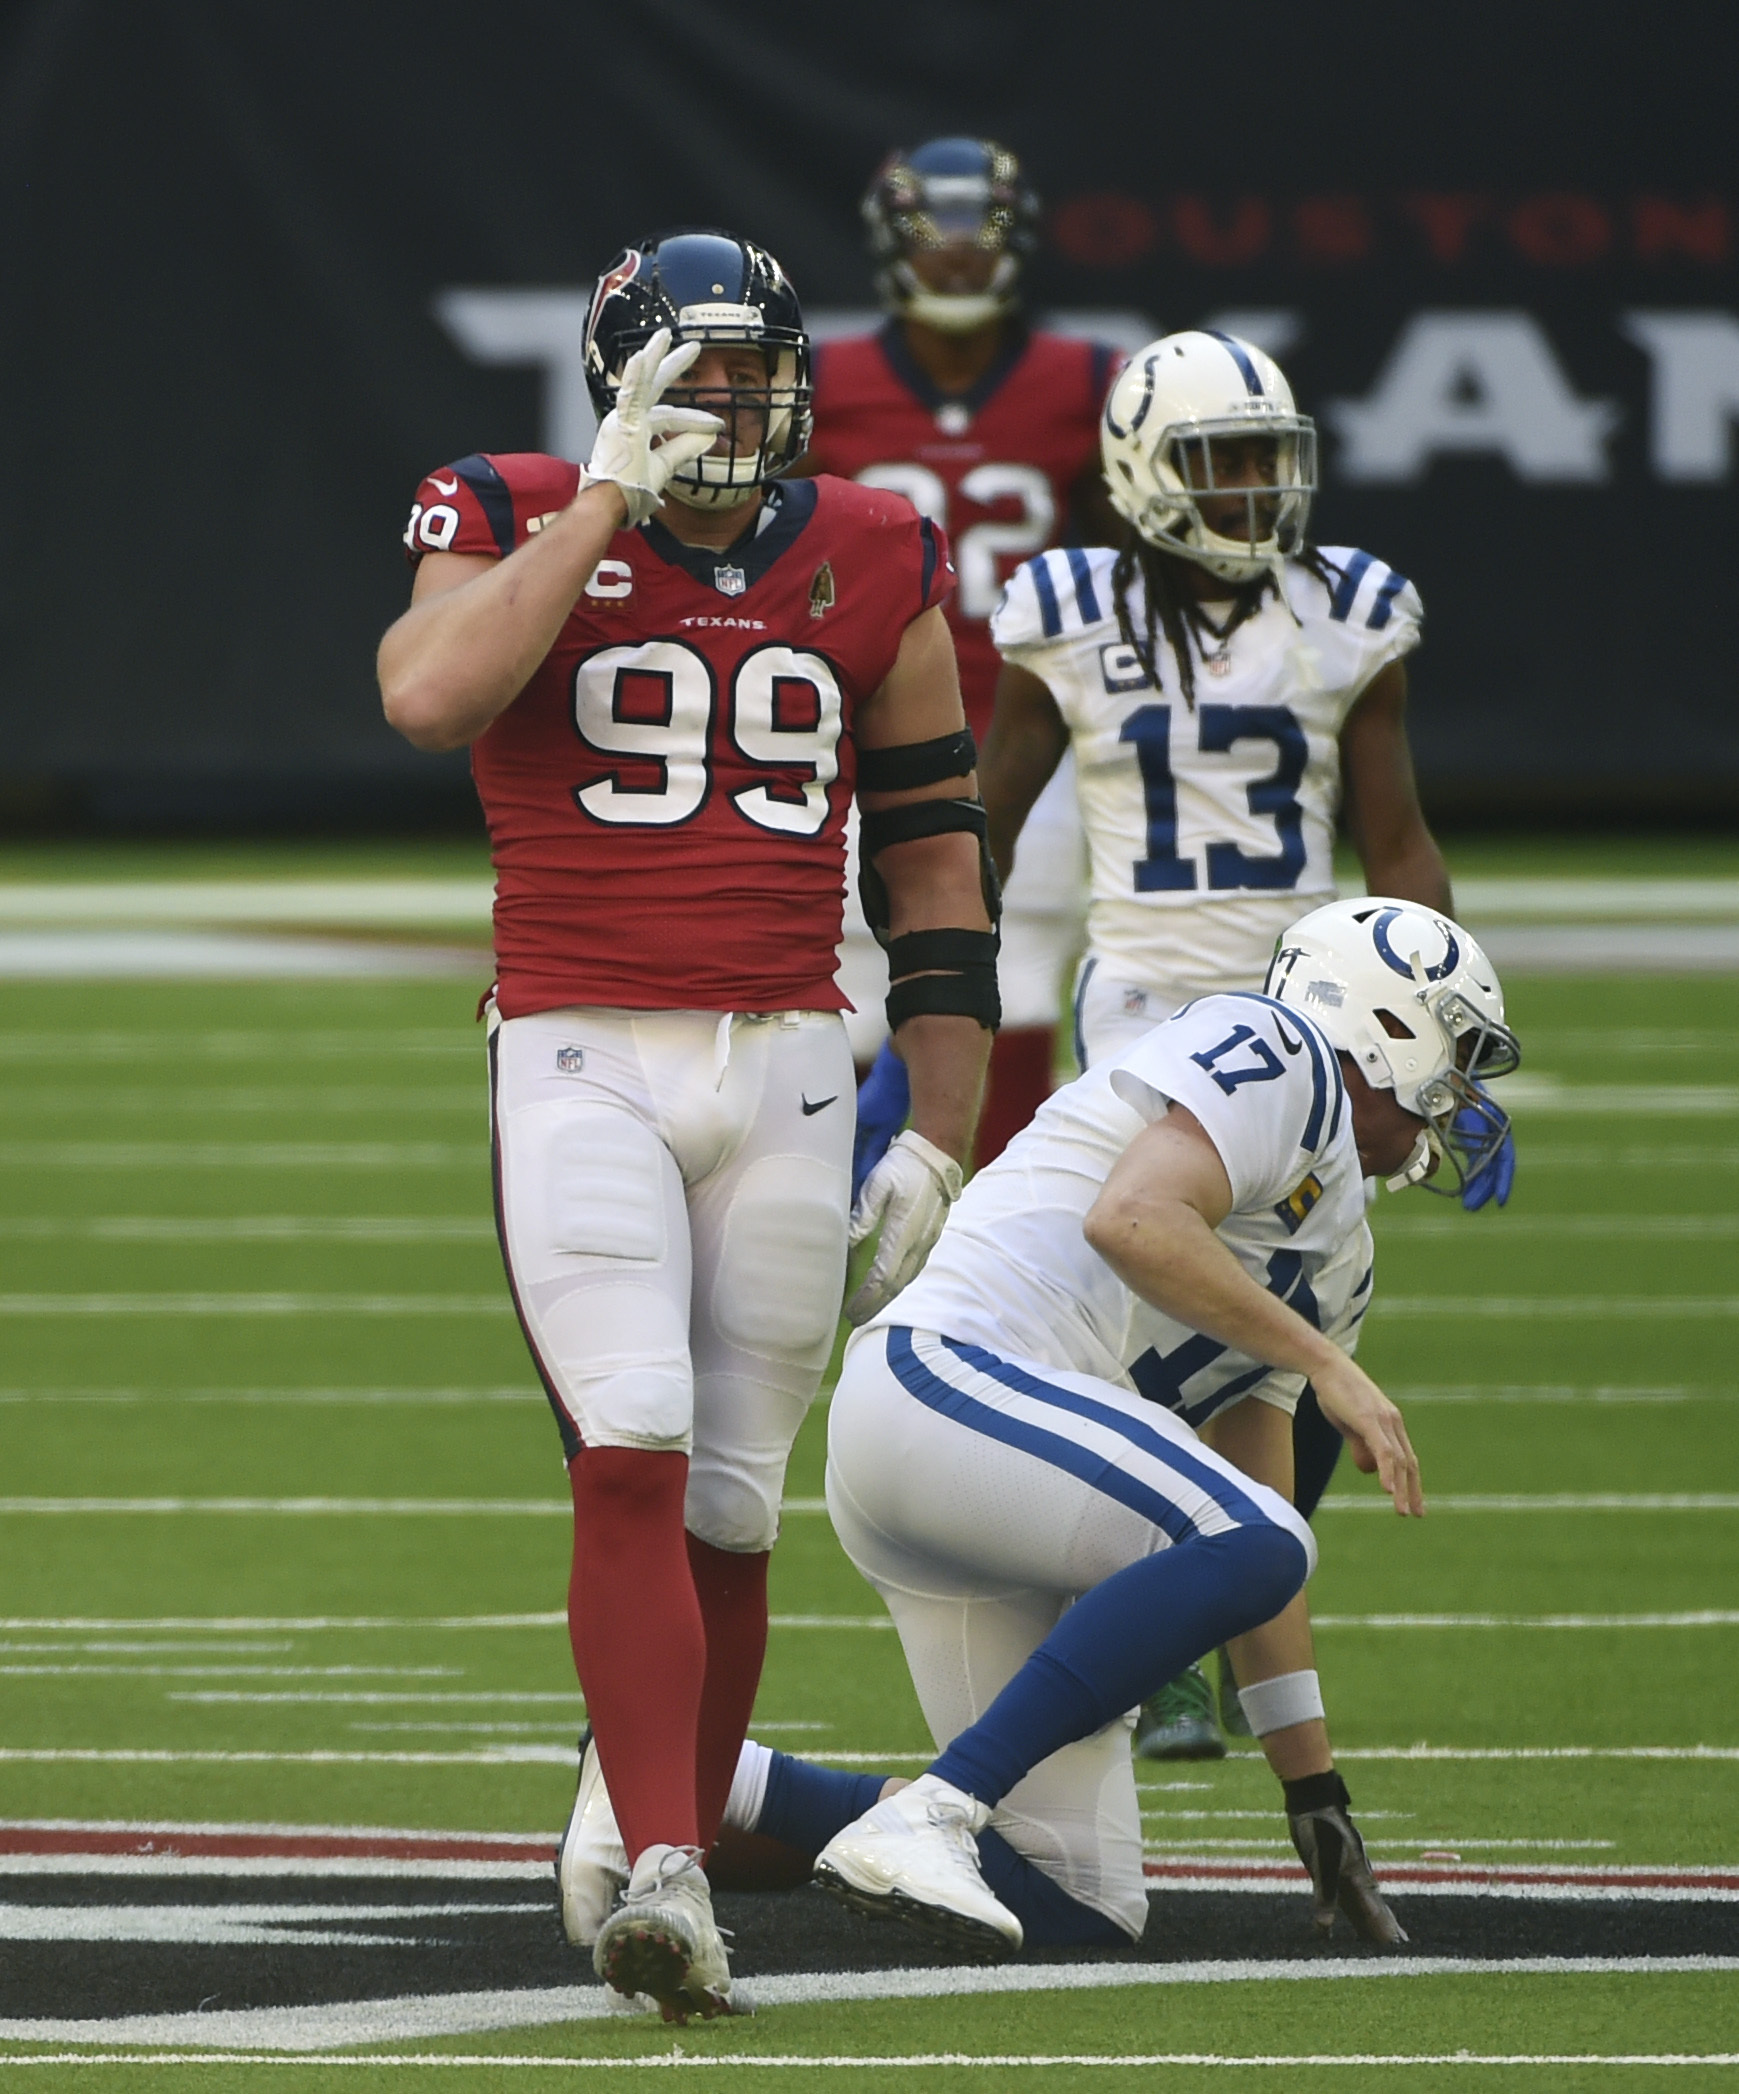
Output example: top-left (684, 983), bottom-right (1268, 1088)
top-left (1101, 330), bottom-right (1317, 585)
top-left (1266, 898), bottom-right (1521, 1196)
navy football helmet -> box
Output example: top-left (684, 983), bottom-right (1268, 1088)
top-left (863, 137), bottom-right (1040, 332)
top-left (583, 230), bottom-right (812, 510)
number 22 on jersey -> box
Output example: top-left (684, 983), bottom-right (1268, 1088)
top-left (853, 463), bottom-right (1053, 620)
top-left (573, 641), bottom-right (842, 834)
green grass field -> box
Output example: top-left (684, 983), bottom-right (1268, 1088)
top-left (1, 843), bottom-right (1737, 2088)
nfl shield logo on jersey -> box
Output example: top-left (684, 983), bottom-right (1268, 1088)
top-left (555, 1045), bottom-right (585, 1075)
top-left (713, 564), bottom-right (747, 598)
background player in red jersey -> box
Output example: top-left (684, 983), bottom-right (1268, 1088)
top-left (804, 138), bottom-right (1124, 1169)
top-left (378, 231), bottom-right (999, 2019)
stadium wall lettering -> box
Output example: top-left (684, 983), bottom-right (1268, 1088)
top-left (0, 0), bottom-right (1732, 828)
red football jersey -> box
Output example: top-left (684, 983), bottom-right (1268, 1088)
top-left (806, 323), bottom-right (1122, 738)
top-left (403, 457), bottom-right (954, 1019)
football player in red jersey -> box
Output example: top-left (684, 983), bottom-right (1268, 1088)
top-left (805, 138), bottom-right (1124, 1169)
top-left (378, 230), bottom-right (998, 2020)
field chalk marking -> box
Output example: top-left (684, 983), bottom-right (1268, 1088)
top-left (0, 1960), bottom-right (1736, 2055)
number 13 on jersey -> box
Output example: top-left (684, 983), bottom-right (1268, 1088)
top-left (1118, 702), bottom-right (1309, 893)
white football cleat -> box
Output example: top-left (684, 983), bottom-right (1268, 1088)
top-left (555, 1725), bottom-right (628, 1949)
top-left (813, 1772), bottom-right (1023, 1959)
top-left (592, 1843), bottom-right (746, 2023)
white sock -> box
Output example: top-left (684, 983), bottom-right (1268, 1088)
top-left (722, 1738), bottom-right (773, 1832)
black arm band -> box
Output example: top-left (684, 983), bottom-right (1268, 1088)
top-left (886, 928), bottom-right (999, 979)
top-left (886, 961), bottom-right (1001, 1034)
top-left (858, 797), bottom-right (1003, 949)
top-left (859, 796), bottom-right (987, 860)
top-left (856, 729), bottom-right (977, 794)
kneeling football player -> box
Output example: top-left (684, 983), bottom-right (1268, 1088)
top-left (560, 898), bottom-right (1518, 1953)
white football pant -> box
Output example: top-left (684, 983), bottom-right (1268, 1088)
top-left (489, 1004), bottom-right (854, 1553)
top-left (1069, 958), bottom-right (1184, 1071)
top-left (826, 1324), bottom-right (1314, 1937)
top-left (835, 756), bottom-right (1087, 1061)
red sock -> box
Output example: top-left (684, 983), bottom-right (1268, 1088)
top-left (974, 1025), bottom-right (1056, 1168)
top-left (566, 1446), bottom-right (704, 1861)
top-left (685, 1535), bottom-right (770, 1851)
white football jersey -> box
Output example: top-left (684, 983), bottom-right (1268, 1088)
top-left (991, 545), bottom-right (1422, 1004)
top-left (871, 991), bottom-right (1374, 1425)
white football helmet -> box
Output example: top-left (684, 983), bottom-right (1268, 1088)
top-left (1101, 331), bottom-right (1317, 584)
top-left (1265, 897), bottom-right (1520, 1195)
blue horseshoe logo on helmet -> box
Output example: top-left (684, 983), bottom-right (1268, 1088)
top-left (1371, 907), bottom-right (1460, 982)
top-left (1104, 352), bottom-right (1160, 440)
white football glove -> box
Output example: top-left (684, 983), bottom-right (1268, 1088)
top-left (579, 328), bottom-right (722, 527)
top-left (844, 1130), bottom-right (964, 1327)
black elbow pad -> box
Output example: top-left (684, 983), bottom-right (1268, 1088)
top-left (857, 797), bottom-right (1003, 947)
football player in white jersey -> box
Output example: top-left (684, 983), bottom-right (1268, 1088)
top-left (556, 899), bottom-right (1520, 1957)
top-left (978, 328), bottom-right (1510, 1756)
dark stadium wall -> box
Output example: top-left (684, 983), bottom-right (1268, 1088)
top-left (0, 0), bottom-right (1734, 830)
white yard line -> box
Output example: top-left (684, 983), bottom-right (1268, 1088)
top-left (0, 1498), bottom-right (567, 1515)
top-left (0, 1296), bottom-right (510, 1317)
top-left (0, 1143), bottom-right (478, 1168)
top-left (0, 1089), bottom-right (480, 1115)
top-left (0, 1218), bottom-right (495, 1241)
top-left (1375, 1298), bottom-right (1739, 1319)
top-left (0, 1665), bottom-right (456, 1679)
top-left (1497, 1080), bottom-right (1739, 1113)
top-left (0, 1615), bottom-right (566, 1631)
top-left (0, 880), bottom-right (497, 926)
top-left (1476, 927), bottom-right (1739, 972)
top-left (1311, 1613), bottom-right (1739, 1628)
top-left (3, 2049), bottom-right (1738, 2070)
top-left (0, 1748), bottom-right (577, 1766)
top-left (0, 1961), bottom-right (1736, 2054)
top-left (0, 932), bottom-right (485, 980)
top-left (0, 1389), bottom-right (540, 1406)
top-left (1520, 1146), bottom-right (1739, 1169)
top-left (1379, 1215), bottom-right (1739, 1238)
top-left (168, 1691), bottom-right (580, 1706)
top-left (1457, 878), bottom-right (1739, 918)
top-left (1390, 1386), bottom-right (1707, 1404)
top-left (1318, 1494), bottom-right (1739, 1511)
top-left (0, 1899), bottom-right (545, 1945)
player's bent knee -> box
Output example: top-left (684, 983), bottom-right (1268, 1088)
top-left (684, 1467), bottom-right (782, 1554)
top-left (1220, 1521), bottom-right (1314, 1628)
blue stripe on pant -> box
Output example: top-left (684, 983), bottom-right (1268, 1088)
top-left (886, 1327), bottom-right (1279, 1539)
top-left (882, 1329), bottom-right (1311, 1812)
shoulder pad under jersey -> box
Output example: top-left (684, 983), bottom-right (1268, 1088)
top-left (992, 545), bottom-right (1118, 654)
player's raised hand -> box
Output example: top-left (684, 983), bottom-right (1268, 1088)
top-left (1308, 1354), bottom-right (1424, 1517)
top-left (581, 328), bottom-right (722, 526)
top-left (843, 1130), bottom-right (963, 1326)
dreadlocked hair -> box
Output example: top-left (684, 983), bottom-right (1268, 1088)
top-left (1110, 527), bottom-right (1343, 710)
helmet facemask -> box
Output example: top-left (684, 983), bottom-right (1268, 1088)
top-left (598, 313), bottom-right (811, 514)
top-left (865, 140), bottom-right (1037, 332)
top-left (1117, 411), bottom-right (1317, 585)
top-left (1403, 994), bottom-right (1522, 1197)
top-left (1267, 901), bottom-right (1521, 1198)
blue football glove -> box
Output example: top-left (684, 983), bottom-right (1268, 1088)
top-left (1455, 1087), bottom-right (1515, 1212)
top-left (851, 1041), bottom-right (911, 1207)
